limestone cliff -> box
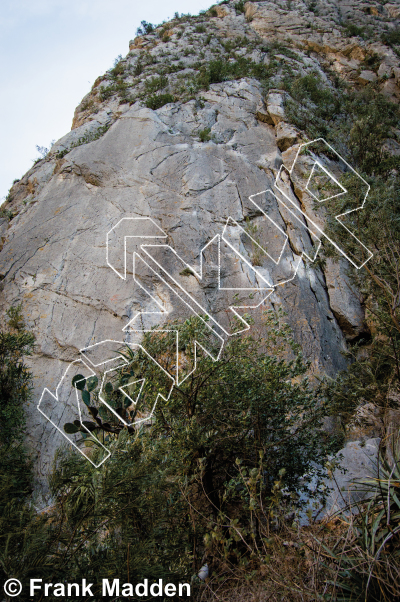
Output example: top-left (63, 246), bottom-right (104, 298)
top-left (1, 0), bottom-right (399, 486)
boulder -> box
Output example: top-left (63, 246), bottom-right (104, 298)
top-left (324, 258), bottom-right (367, 340)
top-left (385, 3), bottom-right (400, 19)
top-left (275, 121), bottom-right (301, 151)
top-left (266, 91), bottom-right (286, 125)
top-left (357, 70), bottom-right (378, 85)
top-left (326, 438), bottom-right (381, 513)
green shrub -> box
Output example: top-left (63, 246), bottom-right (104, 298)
top-left (344, 22), bottom-right (365, 38)
top-left (234, 0), bottom-right (245, 14)
top-left (321, 173), bottom-right (400, 428)
top-left (110, 57), bottom-right (124, 79)
top-left (0, 307), bottom-right (51, 590)
top-left (285, 72), bottom-right (400, 174)
top-left (144, 74), bottom-right (168, 94)
top-left (381, 27), bottom-right (400, 47)
top-left (198, 127), bottom-right (213, 142)
top-left (362, 51), bottom-right (381, 72)
top-left (344, 88), bottom-right (400, 174)
top-left (0, 208), bottom-right (13, 220)
top-left (196, 57), bottom-right (271, 89)
top-left (195, 24), bottom-right (206, 33)
top-left (55, 124), bottom-right (110, 159)
top-left (160, 29), bottom-right (170, 42)
top-left (0, 306), bottom-right (34, 443)
top-left (47, 312), bottom-right (335, 590)
top-left (145, 93), bottom-right (175, 110)
top-left (133, 60), bottom-right (143, 76)
top-left (136, 20), bottom-right (154, 36)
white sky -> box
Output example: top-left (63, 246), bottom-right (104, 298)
top-left (0, 0), bottom-right (212, 201)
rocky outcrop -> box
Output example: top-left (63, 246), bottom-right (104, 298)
top-left (326, 438), bottom-right (381, 512)
top-left (3, 0), bottom-right (395, 489)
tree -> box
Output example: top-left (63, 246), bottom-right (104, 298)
top-left (0, 306), bottom-right (52, 589)
top-left (48, 311), bottom-right (337, 591)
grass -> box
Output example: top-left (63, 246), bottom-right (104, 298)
top-left (244, 218), bottom-right (264, 267)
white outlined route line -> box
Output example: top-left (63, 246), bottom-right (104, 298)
top-left (141, 238), bottom-right (273, 333)
top-left (125, 252), bottom-right (226, 385)
top-left (90, 340), bottom-right (175, 427)
top-left (306, 161), bottom-right (347, 204)
top-left (222, 215), bottom-right (288, 269)
top-left (39, 138), bottom-right (374, 466)
top-left (109, 212), bottom-right (291, 339)
top-left (106, 217), bottom-right (167, 280)
top-left (274, 138), bottom-right (373, 269)
top-left (37, 359), bottom-right (111, 468)
top-left (119, 378), bottom-right (145, 407)
top-left (256, 187), bottom-right (323, 254)
top-left (247, 188), bottom-right (321, 287)
top-left (221, 216), bottom-right (303, 289)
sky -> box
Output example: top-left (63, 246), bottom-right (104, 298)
top-left (0, 0), bottom-right (212, 201)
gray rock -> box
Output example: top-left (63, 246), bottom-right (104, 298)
top-left (266, 91), bottom-right (286, 125)
top-left (357, 70), bottom-right (378, 85)
top-left (0, 78), bottom-right (355, 490)
top-left (385, 3), bottom-right (400, 19)
top-left (324, 258), bottom-right (367, 340)
top-left (1, 0), bottom-right (386, 493)
top-left (326, 438), bottom-right (381, 513)
top-left (299, 437), bottom-right (381, 524)
top-left (275, 121), bottom-right (302, 151)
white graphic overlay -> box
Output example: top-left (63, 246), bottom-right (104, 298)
top-left (38, 138), bottom-right (373, 465)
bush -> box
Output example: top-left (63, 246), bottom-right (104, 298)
top-left (344, 22), bottom-right (365, 38)
top-left (285, 74), bottom-right (400, 176)
top-left (55, 124), bottom-right (110, 159)
top-left (109, 60), bottom-right (124, 79)
top-left (196, 57), bottom-right (272, 90)
top-left (198, 127), bottom-right (212, 142)
top-left (144, 74), bottom-right (168, 94)
top-left (34, 312), bottom-right (336, 593)
top-left (145, 93), bottom-right (175, 110)
top-left (321, 173), bottom-right (400, 430)
top-left (381, 27), bottom-right (400, 48)
top-left (234, 0), bottom-right (245, 14)
top-left (136, 20), bottom-right (154, 36)
top-left (0, 307), bottom-right (51, 589)
top-left (0, 306), bottom-right (35, 443)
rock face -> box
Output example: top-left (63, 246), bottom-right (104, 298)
top-left (2, 0), bottom-right (397, 490)
top-left (326, 438), bottom-right (381, 512)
